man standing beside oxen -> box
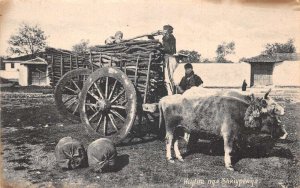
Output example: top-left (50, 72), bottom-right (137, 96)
top-left (177, 63), bottom-right (203, 94)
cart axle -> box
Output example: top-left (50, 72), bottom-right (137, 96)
top-left (96, 99), bottom-right (111, 112)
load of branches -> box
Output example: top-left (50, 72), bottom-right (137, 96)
top-left (89, 40), bottom-right (166, 103)
top-left (89, 39), bottom-right (163, 67)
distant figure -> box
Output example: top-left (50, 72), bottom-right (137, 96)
top-left (177, 63), bottom-right (203, 94)
top-left (242, 79), bottom-right (247, 91)
top-left (105, 31), bottom-right (123, 44)
top-left (162, 25), bottom-right (176, 55)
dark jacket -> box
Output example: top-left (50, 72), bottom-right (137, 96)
top-left (179, 71), bottom-right (203, 91)
top-left (162, 34), bottom-right (176, 55)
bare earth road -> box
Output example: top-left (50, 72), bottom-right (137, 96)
top-left (1, 88), bottom-right (299, 187)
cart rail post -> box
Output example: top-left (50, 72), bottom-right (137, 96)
top-left (143, 53), bottom-right (152, 104)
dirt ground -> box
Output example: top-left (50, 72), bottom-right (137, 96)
top-left (1, 87), bottom-right (299, 188)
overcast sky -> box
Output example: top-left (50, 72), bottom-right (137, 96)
top-left (0, 0), bottom-right (299, 61)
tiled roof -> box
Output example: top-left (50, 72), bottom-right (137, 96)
top-left (242, 53), bottom-right (300, 63)
top-left (21, 57), bottom-right (47, 65)
top-left (4, 53), bottom-right (44, 62)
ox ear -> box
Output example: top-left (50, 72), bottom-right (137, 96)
top-left (182, 98), bottom-right (193, 109)
top-left (261, 99), bottom-right (268, 108)
top-left (264, 88), bottom-right (272, 99)
top-left (245, 93), bottom-right (255, 103)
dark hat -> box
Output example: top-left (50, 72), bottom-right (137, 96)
top-left (184, 63), bottom-right (193, 69)
top-left (163, 25), bottom-right (173, 31)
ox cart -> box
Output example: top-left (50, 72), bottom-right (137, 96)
top-left (44, 38), bottom-right (169, 144)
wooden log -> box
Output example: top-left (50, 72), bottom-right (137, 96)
top-left (134, 56), bottom-right (139, 85)
top-left (127, 76), bottom-right (147, 82)
top-left (69, 55), bottom-right (72, 71)
top-left (136, 87), bottom-right (145, 93)
top-left (92, 54), bottom-right (121, 62)
top-left (89, 52), bottom-right (93, 72)
top-left (60, 54), bottom-right (63, 76)
top-left (144, 53), bottom-right (152, 104)
top-left (76, 56), bottom-right (79, 69)
top-left (127, 67), bottom-right (157, 75)
top-left (51, 55), bottom-right (54, 85)
top-left (99, 54), bottom-right (103, 67)
top-left (124, 61), bottom-right (127, 75)
top-left (136, 83), bottom-right (147, 88)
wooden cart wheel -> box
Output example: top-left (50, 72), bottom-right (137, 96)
top-left (54, 68), bottom-right (92, 122)
top-left (79, 67), bottom-right (137, 144)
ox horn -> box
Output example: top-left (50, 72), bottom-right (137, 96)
top-left (264, 88), bottom-right (272, 99)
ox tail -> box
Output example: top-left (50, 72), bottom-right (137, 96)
top-left (158, 102), bottom-right (164, 130)
top-left (158, 102), bottom-right (167, 140)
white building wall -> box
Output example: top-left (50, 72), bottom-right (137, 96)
top-left (0, 62), bottom-right (21, 80)
top-left (5, 62), bottom-right (21, 71)
top-left (173, 62), bottom-right (251, 87)
top-left (273, 61), bottom-right (300, 86)
top-left (0, 70), bottom-right (19, 80)
top-left (18, 64), bottom-right (29, 86)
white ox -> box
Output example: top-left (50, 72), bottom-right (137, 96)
top-left (159, 88), bottom-right (287, 170)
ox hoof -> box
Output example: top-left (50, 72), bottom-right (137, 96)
top-left (280, 133), bottom-right (288, 140)
top-left (178, 158), bottom-right (184, 162)
top-left (226, 166), bottom-right (235, 171)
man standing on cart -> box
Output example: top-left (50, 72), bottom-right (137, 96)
top-left (162, 25), bottom-right (176, 55)
top-left (151, 25), bottom-right (176, 55)
top-left (150, 25), bottom-right (178, 95)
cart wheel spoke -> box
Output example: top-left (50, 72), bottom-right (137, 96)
top-left (64, 86), bottom-right (77, 94)
top-left (66, 99), bottom-right (77, 109)
top-left (108, 113), bottom-right (119, 131)
top-left (108, 80), bottom-right (118, 100)
top-left (85, 103), bottom-right (97, 112)
top-left (93, 82), bottom-right (104, 99)
top-left (110, 89), bottom-right (125, 103)
top-left (63, 96), bottom-right (76, 104)
top-left (85, 103), bottom-right (97, 108)
top-left (103, 115), bottom-right (107, 136)
top-left (95, 114), bottom-right (103, 132)
top-left (72, 103), bottom-right (80, 114)
top-left (71, 79), bottom-right (81, 91)
top-left (89, 110), bottom-right (100, 122)
top-left (110, 109), bottom-right (125, 122)
top-left (111, 105), bottom-right (127, 110)
top-left (88, 90), bottom-right (102, 101)
top-left (105, 77), bottom-right (109, 98)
